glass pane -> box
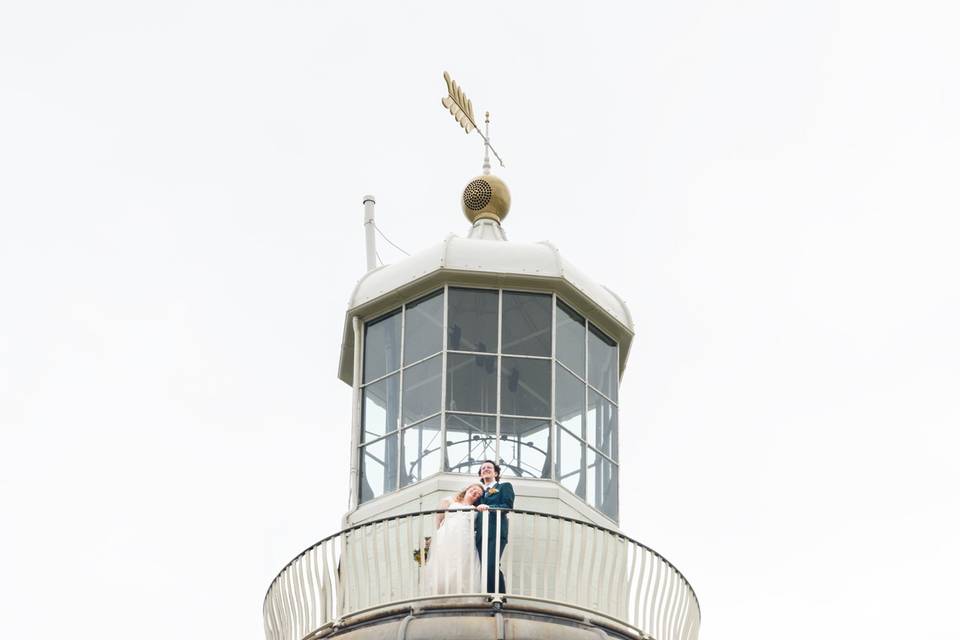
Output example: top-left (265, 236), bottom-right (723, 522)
top-left (587, 389), bottom-right (618, 460)
top-left (588, 324), bottom-right (618, 402)
top-left (501, 357), bottom-right (550, 417)
top-left (362, 373), bottom-right (399, 442)
top-left (404, 290), bottom-right (443, 365)
top-left (359, 434), bottom-right (398, 504)
top-left (557, 426), bottom-right (585, 499)
top-left (446, 352), bottom-right (497, 414)
top-left (363, 310), bottom-right (401, 383)
top-left (500, 417), bottom-right (550, 479)
top-left (599, 457), bottom-right (619, 520)
top-left (556, 364), bottom-right (585, 439)
top-left (400, 416), bottom-right (442, 487)
top-left (445, 413), bottom-right (497, 475)
top-left (402, 355), bottom-right (441, 426)
top-left (447, 288), bottom-right (498, 353)
top-left (502, 291), bottom-right (552, 356)
top-left (585, 446), bottom-right (598, 509)
top-left (556, 300), bottom-right (585, 377)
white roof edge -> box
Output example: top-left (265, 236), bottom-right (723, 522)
top-left (338, 234), bottom-right (635, 386)
top-left (536, 240), bottom-right (565, 278)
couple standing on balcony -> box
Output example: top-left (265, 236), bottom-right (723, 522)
top-left (424, 460), bottom-right (515, 596)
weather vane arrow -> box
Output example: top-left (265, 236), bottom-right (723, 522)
top-left (441, 71), bottom-right (505, 169)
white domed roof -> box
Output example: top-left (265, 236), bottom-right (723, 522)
top-left (338, 220), bottom-right (634, 386)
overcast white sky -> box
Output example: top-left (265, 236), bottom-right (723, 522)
top-left (2, 1), bottom-right (958, 639)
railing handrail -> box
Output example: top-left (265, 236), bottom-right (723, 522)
top-left (264, 507), bottom-right (699, 609)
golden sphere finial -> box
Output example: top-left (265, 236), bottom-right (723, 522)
top-left (462, 174), bottom-right (510, 224)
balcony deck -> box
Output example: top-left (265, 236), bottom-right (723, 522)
top-left (264, 509), bottom-right (699, 640)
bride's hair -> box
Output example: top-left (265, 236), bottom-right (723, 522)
top-left (454, 483), bottom-right (484, 503)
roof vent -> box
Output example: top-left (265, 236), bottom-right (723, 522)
top-left (461, 174), bottom-right (510, 224)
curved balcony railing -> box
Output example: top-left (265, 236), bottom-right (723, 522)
top-left (263, 509), bottom-right (700, 640)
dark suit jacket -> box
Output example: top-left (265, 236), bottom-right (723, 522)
top-left (474, 482), bottom-right (515, 543)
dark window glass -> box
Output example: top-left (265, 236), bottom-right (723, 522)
top-left (599, 457), bottom-right (619, 520)
top-left (363, 310), bottom-right (401, 383)
top-left (362, 373), bottom-right (399, 442)
top-left (447, 288), bottom-right (498, 353)
top-left (445, 413), bottom-right (497, 475)
top-left (587, 389), bottom-right (618, 460)
top-left (556, 364), bottom-right (585, 439)
top-left (557, 426), bottom-right (585, 499)
top-left (585, 446), bottom-right (598, 509)
top-left (500, 357), bottom-right (551, 417)
top-left (556, 300), bottom-right (585, 377)
top-left (502, 291), bottom-right (552, 356)
top-left (359, 434), bottom-right (398, 503)
top-left (446, 352), bottom-right (497, 414)
top-left (500, 417), bottom-right (550, 479)
top-left (402, 355), bottom-right (441, 426)
top-left (584, 447), bottom-right (618, 520)
top-left (588, 324), bottom-right (618, 401)
top-left (404, 291), bottom-right (443, 365)
top-left (400, 415), bottom-right (442, 487)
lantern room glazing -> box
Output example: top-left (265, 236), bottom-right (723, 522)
top-left (357, 285), bottom-right (620, 520)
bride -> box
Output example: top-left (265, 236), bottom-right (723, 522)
top-left (423, 484), bottom-right (484, 595)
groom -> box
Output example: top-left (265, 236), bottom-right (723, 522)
top-left (474, 460), bottom-right (515, 594)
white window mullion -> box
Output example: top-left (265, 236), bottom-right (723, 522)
top-left (550, 292), bottom-right (557, 480)
top-left (440, 285), bottom-right (449, 472)
top-left (396, 303), bottom-right (406, 489)
top-left (495, 289), bottom-right (503, 466)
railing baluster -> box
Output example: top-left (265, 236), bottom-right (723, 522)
top-left (657, 564), bottom-right (669, 640)
top-left (556, 516), bottom-right (567, 603)
top-left (494, 509), bottom-right (502, 595)
top-left (674, 582), bottom-right (690, 640)
top-left (663, 565), bottom-right (677, 640)
top-left (455, 508), bottom-right (464, 594)
top-left (591, 526), bottom-right (603, 610)
top-left (596, 529), bottom-right (610, 614)
top-left (306, 548), bottom-right (316, 632)
top-left (540, 515), bottom-right (550, 599)
top-left (676, 570), bottom-right (686, 640)
top-left (623, 540), bottom-right (636, 624)
top-left (299, 553), bottom-right (310, 637)
top-left (418, 511), bottom-right (426, 598)
top-left (503, 510), bottom-right (514, 597)
top-left (281, 569), bottom-right (293, 640)
top-left (405, 514), bottom-right (414, 598)
top-left (664, 563), bottom-right (676, 640)
top-left (527, 512), bottom-right (533, 596)
top-left (379, 520), bottom-right (390, 603)
top-left (366, 524), bottom-right (376, 608)
top-left (292, 557), bottom-right (304, 638)
top-left (480, 507), bottom-right (489, 595)
top-left (652, 553), bottom-right (664, 640)
top-left (392, 517), bottom-right (402, 600)
top-left (675, 571), bottom-right (688, 640)
top-left (637, 546), bottom-right (648, 632)
top-left (264, 587), bottom-right (274, 640)
top-left (318, 541), bottom-right (329, 624)
top-left (608, 536), bottom-right (621, 618)
top-left (575, 521), bottom-right (587, 605)
top-left (616, 537), bottom-right (629, 620)
top-left (348, 531), bottom-right (359, 613)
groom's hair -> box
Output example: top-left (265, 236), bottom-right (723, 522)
top-left (478, 460), bottom-right (501, 481)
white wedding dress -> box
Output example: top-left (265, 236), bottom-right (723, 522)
top-left (423, 500), bottom-right (482, 595)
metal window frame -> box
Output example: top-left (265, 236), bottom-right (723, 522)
top-left (398, 412), bottom-right (443, 489)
